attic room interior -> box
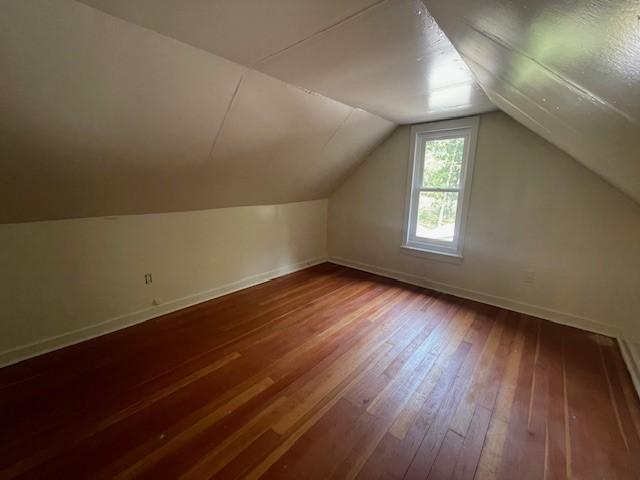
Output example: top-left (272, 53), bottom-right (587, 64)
top-left (1, 0), bottom-right (639, 478)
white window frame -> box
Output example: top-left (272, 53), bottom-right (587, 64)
top-left (402, 116), bottom-right (479, 259)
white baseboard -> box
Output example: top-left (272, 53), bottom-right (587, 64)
top-left (0, 257), bottom-right (327, 368)
top-left (329, 256), bottom-right (620, 338)
top-left (329, 256), bottom-right (640, 398)
top-left (618, 339), bottom-right (640, 399)
top-left (5, 254), bottom-right (638, 400)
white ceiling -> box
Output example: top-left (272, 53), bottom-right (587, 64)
top-left (0, 1), bottom-right (394, 222)
top-left (81, 0), bottom-right (384, 67)
top-left (1, 0), bottom-right (496, 223)
top-left (77, 0), bottom-right (496, 124)
top-left (424, 0), bottom-right (640, 203)
top-left (199, 70), bottom-right (395, 206)
top-left (3, 0), bottom-right (637, 222)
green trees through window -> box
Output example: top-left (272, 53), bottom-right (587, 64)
top-left (417, 137), bottom-right (464, 241)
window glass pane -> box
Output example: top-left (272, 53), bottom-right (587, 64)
top-left (422, 137), bottom-right (465, 188)
top-left (416, 191), bottom-right (459, 242)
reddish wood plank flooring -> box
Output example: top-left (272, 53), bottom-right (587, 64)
top-left (1, 263), bottom-right (639, 479)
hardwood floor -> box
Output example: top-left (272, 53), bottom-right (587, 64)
top-left (1, 263), bottom-right (639, 479)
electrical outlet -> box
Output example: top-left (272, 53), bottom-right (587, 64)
top-left (144, 273), bottom-right (153, 285)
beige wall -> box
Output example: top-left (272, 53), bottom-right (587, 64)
top-left (328, 112), bottom-right (640, 343)
top-left (0, 200), bottom-right (327, 365)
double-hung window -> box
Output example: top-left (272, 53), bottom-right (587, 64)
top-left (403, 116), bottom-right (479, 258)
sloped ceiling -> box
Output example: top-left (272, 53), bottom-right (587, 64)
top-left (0, 0), bottom-right (388, 223)
top-left (258, 0), bottom-right (495, 123)
top-left (1, 0), bottom-right (495, 223)
top-left (80, 0), bottom-right (495, 124)
top-left (3, 1), bottom-right (637, 224)
top-left (423, 0), bottom-right (640, 203)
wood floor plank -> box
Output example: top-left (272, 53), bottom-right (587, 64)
top-left (0, 263), bottom-right (637, 479)
top-left (427, 429), bottom-right (465, 480)
top-left (495, 316), bottom-right (546, 480)
top-left (563, 329), bottom-right (636, 479)
top-left (474, 314), bottom-right (527, 480)
top-left (451, 406), bottom-right (492, 480)
top-left (540, 321), bottom-right (567, 480)
top-left (450, 310), bottom-right (505, 436)
top-left (0, 267), bottom-right (363, 448)
top-left (244, 343), bottom-right (396, 480)
top-left (355, 340), bottom-right (473, 480)
top-left (599, 344), bottom-right (640, 477)
top-left (115, 377), bottom-right (275, 479)
top-left (403, 309), bottom-right (495, 480)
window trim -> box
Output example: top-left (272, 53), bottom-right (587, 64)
top-left (402, 116), bottom-right (479, 258)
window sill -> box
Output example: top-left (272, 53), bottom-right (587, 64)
top-left (400, 245), bottom-right (464, 264)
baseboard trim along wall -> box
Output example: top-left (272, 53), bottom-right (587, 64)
top-left (4, 255), bottom-right (638, 399)
top-left (619, 339), bottom-right (640, 399)
top-left (329, 256), bottom-right (640, 398)
top-left (329, 257), bottom-right (621, 337)
top-left (0, 257), bottom-right (326, 368)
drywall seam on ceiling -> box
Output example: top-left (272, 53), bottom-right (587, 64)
top-left (328, 124), bottom-right (394, 195)
top-left (76, 0), bottom-right (496, 125)
top-left (80, 0), bottom-right (405, 128)
top-left (0, 257), bottom-right (327, 368)
top-left (462, 21), bottom-right (638, 126)
top-left (489, 94), bottom-right (549, 134)
top-left (466, 58), bottom-right (640, 204)
top-left (483, 90), bottom-right (640, 202)
top-left (206, 71), bottom-right (248, 162)
top-left (75, 0), bottom-right (392, 121)
top-left (457, 25), bottom-right (634, 133)
top-left (254, 0), bottom-right (390, 66)
top-left (320, 109), bottom-right (356, 153)
top-left (464, 59), bottom-right (554, 136)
